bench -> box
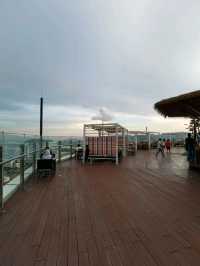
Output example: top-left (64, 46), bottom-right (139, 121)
top-left (37, 159), bottom-right (56, 177)
top-left (88, 156), bottom-right (117, 164)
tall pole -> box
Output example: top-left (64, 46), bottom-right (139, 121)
top-left (40, 97), bottom-right (43, 149)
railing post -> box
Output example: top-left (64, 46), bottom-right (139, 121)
top-left (116, 126), bottom-right (119, 165)
top-left (148, 133), bottom-right (151, 151)
top-left (0, 146), bottom-right (3, 211)
top-left (70, 140), bottom-right (73, 159)
top-left (58, 141), bottom-right (62, 162)
top-left (20, 144), bottom-right (25, 190)
top-left (33, 142), bottom-right (37, 176)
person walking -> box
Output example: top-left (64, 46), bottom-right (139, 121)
top-left (156, 138), bottom-right (165, 158)
top-left (162, 139), bottom-right (166, 151)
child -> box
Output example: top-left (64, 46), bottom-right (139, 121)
top-left (165, 139), bottom-right (171, 153)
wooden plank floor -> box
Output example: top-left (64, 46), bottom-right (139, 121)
top-left (1, 148), bottom-right (200, 265)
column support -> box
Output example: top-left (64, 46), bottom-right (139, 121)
top-left (20, 144), bottom-right (25, 190)
top-left (0, 146), bottom-right (3, 211)
top-left (148, 133), bottom-right (151, 150)
top-left (135, 135), bottom-right (138, 152)
top-left (116, 127), bottom-right (119, 165)
top-left (83, 125), bottom-right (86, 164)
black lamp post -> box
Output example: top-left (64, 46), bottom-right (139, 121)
top-left (40, 97), bottom-right (43, 148)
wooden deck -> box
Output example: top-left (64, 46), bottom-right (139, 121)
top-left (1, 149), bottom-right (200, 265)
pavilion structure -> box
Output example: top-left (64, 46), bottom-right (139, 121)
top-left (155, 89), bottom-right (200, 168)
top-left (128, 130), bottom-right (160, 151)
top-left (83, 123), bottom-right (128, 165)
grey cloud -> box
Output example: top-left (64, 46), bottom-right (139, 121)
top-left (92, 108), bottom-right (113, 121)
top-left (0, 0), bottom-right (200, 130)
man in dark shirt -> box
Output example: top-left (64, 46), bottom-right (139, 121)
top-left (185, 133), bottom-right (195, 161)
top-left (85, 145), bottom-right (90, 161)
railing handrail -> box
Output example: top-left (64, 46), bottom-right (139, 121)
top-left (0, 130), bottom-right (82, 138)
top-left (0, 141), bottom-right (77, 211)
top-left (0, 148), bottom-right (41, 166)
top-left (0, 143), bottom-right (74, 148)
top-left (0, 143), bottom-right (75, 166)
top-left (0, 154), bottom-right (24, 166)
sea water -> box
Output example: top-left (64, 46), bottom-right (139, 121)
top-left (0, 132), bottom-right (81, 160)
top-left (0, 133), bottom-right (39, 160)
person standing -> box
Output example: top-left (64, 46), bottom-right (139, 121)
top-left (185, 133), bottom-right (195, 162)
top-left (75, 144), bottom-right (83, 160)
top-left (85, 145), bottom-right (90, 162)
top-left (165, 139), bottom-right (171, 153)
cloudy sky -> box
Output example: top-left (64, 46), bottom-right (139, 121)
top-left (0, 0), bottom-right (200, 136)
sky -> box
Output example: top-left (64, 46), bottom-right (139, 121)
top-left (1, 0), bottom-right (200, 136)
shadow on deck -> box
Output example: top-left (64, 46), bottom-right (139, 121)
top-left (1, 148), bottom-right (200, 266)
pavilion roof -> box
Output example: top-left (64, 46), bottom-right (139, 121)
top-left (84, 123), bottom-right (127, 133)
top-left (154, 90), bottom-right (200, 118)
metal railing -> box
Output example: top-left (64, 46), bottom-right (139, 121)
top-left (0, 142), bottom-right (76, 211)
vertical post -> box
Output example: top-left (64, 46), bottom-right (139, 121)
top-left (116, 126), bottom-right (119, 165)
top-left (170, 135), bottom-right (172, 147)
top-left (2, 131), bottom-right (5, 154)
top-left (83, 125), bottom-right (86, 164)
top-left (135, 135), bottom-right (138, 152)
top-left (33, 142), bottom-right (37, 176)
top-left (70, 140), bottom-right (73, 159)
top-left (0, 146), bottom-right (3, 210)
top-left (24, 134), bottom-right (26, 146)
top-left (20, 144), bottom-right (25, 190)
top-left (194, 119), bottom-right (197, 142)
top-left (58, 141), bottom-right (62, 163)
top-left (148, 133), bottom-right (151, 150)
top-left (122, 129), bottom-right (126, 157)
top-left (127, 129), bottom-right (129, 155)
top-left (40, 97), bottom-right (43, 149)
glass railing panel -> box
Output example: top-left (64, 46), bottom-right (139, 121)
top-left (0, 134), bottom-right (80, 207)
top-left (61, 145), bottom-right (71, 157)
top-left (3, 159), bottom-right (21, 201)
top-left (49, 146), bottom-right (59, 161)
top-left (24, 150), bottom-right (34, 181)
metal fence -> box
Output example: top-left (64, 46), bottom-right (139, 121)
top-left (0, 131), bottom-right (81, 160)
top-left (0, 141), bottom-right (76, 211)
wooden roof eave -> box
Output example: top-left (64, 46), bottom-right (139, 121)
top-left (154, 90), bottom-right (200, 119)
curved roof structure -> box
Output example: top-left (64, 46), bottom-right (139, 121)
top-left (154, 90), bottom-right (200, 118)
